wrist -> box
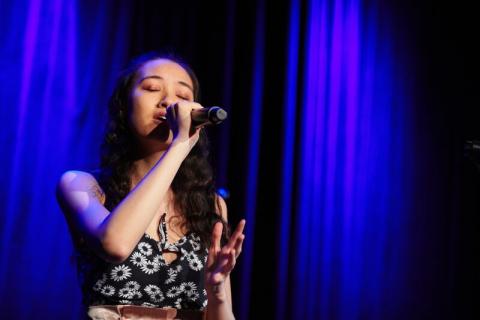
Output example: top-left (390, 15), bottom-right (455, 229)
top-left (169, 137), bottom-right (194, 152)
top-left (172, 132), bottom-right (199, 149)
top-left (206, 282), bottom-right (229, 304)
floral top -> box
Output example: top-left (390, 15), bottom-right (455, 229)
top-left (75, 214), bottom-right (208, 311)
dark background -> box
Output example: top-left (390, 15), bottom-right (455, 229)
top-left (114, 0), bottom-right (480, 318)
top-left (0, 0), bottom-right (479, 318)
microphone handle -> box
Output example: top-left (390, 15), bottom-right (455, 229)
top-left (191, 106), bottom-right (228, 128)
top-left (158, 106), bottom-right (228, 128)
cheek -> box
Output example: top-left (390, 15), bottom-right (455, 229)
top-left (129, 92), bottom-right (154, 134)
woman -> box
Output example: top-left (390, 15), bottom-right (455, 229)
top-left (56, 52), bottom-right (245, 320)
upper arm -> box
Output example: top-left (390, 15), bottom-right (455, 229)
top-left (56, 170), bottom-right (113, 259)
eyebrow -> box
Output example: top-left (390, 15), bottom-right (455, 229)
top-left (139, 75), bottom-right (194, 93)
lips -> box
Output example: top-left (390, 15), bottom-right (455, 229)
top-left (154, 111), bottom-right (167, 121)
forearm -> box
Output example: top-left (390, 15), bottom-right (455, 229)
top-left (99, 140), bottom-right (192, 258)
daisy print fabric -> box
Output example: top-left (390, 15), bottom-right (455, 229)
top-left (75, 214), bottom-right (208, 310)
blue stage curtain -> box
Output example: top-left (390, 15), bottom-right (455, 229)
top-left (0, 0), bottom-right (444, 319)
top-left (272, 0), bottom-right (417, 319)
top-left (0, 1), bottom-right (132, 318)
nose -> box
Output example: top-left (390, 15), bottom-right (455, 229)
top-left (158, 97), bottom-right (173, 108)
top-left (158, 89), bottom-right (176, 108)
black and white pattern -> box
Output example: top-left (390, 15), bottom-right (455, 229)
top-left (76, 213), bottom-right (208, 310)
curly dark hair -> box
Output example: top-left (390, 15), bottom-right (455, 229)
top-left (97, 52), bottom-right (229, 248)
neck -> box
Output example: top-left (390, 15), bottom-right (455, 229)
top-left (130, 148), bottom-right (167, 189)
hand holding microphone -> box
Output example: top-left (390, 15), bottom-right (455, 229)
top-left (164, 102), bottom-right (228, 145)
top-left (161, 105), bottom-right (228, 129)
top-left (190, 106), bottom-right (228, 128)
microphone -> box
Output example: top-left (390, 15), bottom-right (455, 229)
top-left (159, 106), bottom-right (228, 128)
top-left (191, 106), bottom-right (228, 128)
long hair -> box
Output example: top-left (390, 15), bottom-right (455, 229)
top-left (98, 52), bottom-right (228, 247)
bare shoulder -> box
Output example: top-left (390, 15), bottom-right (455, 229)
top-left (215, 194), bottom-right (228, 221)
top-left (56, 170), bottom-right (106, 208)
top-left (58, 170), bottom-right (99, 189)
top-left (57, 170), bottom-right (105, 202)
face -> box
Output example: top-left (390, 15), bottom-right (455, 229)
top-left (129, 58), bottom-right (195, 146)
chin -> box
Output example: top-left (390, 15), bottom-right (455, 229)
top-left (148, 123), bottom-right (172, 141)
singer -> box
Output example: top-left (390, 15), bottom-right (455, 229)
top-left (56, 52), bottom-right (245, 320)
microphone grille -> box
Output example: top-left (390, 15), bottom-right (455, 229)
top-left (209, 106), bottom-right (228, 123)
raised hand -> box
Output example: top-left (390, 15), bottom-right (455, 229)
top-left (205, 220), bottom-right (246, 296)
top-left (166, 101), bottom-right (203, 144)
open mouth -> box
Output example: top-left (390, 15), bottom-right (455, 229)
top-left (154, 113), bottom-right (167, 121)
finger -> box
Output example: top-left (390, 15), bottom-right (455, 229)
top-left (209, 254), bottom-right (233, 286)
top-left (172, 102), bottom-right (179, 118)
top-left (212, 250), bottom-right (230, 274)
top-left (177, 101), bottom-right (202, 115)
top-left (225, 219), bottom-right (246, 250)
top-left (173, 102), bottom-right (183, 119)
top-left (233, 234), bottom-right (245, 258)
top-left (235, 219), bottom-right (246, 233)
top-left (213, 221), bottom-right (223, 251)
top-left (211, 223), bottom-right (223, 254)
top-left (187, 104), bottom-right (204, 134)
top-left (221, 249), bottom-right (236, 274)
top-left (207, 222), bottom-right (223, 268)
top-left (191, 104), bottom-right (204, 110)
top-left (166, 104), bottom-right (174, 120)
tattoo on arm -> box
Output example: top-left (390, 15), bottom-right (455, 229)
top-left (212, 284), bottom-right (221, 294)
top-left (88, 184), bottom-right (105, 202)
